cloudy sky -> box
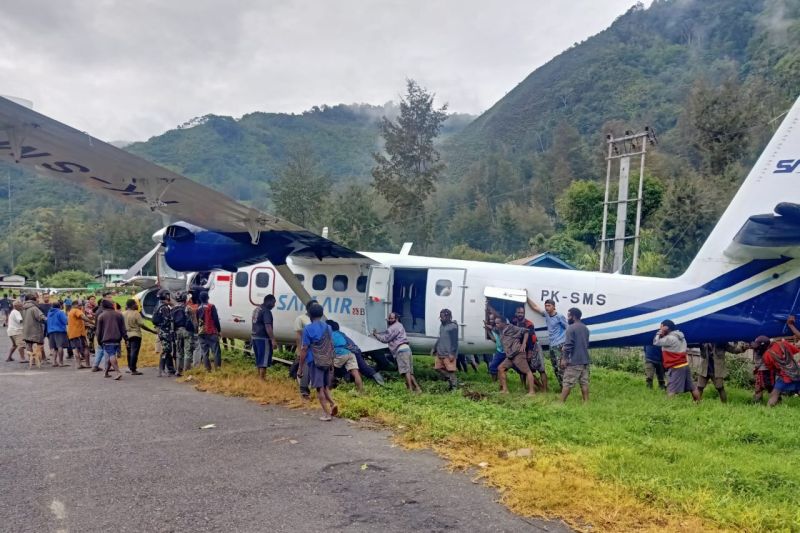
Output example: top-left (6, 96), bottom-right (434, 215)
top-left (1, 0), bottom-right (648, 142)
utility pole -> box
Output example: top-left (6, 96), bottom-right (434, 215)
top-left (6, 170), bottom-right (12, 272)
top-left (599, 127), bottom-right (657, 274)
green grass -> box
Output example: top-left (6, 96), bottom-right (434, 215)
top-left (191, 346), bottom-right (800, 531)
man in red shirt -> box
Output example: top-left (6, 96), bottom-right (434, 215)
top-left (752, 334), bottom-right (800, 407)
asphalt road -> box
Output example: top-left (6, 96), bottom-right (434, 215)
top-left (0, 334), bottom-right (569, 533)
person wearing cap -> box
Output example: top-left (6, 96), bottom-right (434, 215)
top-left (753, 317), bottom-right (800, 406)
top-left (653, 320), bottom-right (701, 401)
top-left (152, 289), bottom-right (176, 376)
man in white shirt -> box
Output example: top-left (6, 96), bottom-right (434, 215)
top-left (6, 300), bottom-right (26, 362)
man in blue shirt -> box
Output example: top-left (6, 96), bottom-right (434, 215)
top-left (643, 344), bottom-right (666, 390)
top-left (530, 298), bottom-right (568, 389)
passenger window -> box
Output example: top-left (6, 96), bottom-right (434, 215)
top-left (296, 274), bottom-right (305, 285)
top-left (312, 274), bottom-right (327, 291)
top-left (333, 275), bottom-right (348, 292)
top-left (356, 275), bottom-right (367, 293)
top-left (235, 271), bottom-right (248, 287)
top-left (435, 279), bottom-right (452, 296)
top-left (255, 272), bottom-right (270, 288)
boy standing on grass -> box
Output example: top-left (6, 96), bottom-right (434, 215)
top-left (559, 307), bottom-right (591, 403)
top-left (654, 320), bottom-right (700, 402)
top-left (433, 309), bottom-right (459, 390)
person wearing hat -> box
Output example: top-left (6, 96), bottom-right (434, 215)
top-left (152, 289), bottom-right (176, 376)
top-left (752, 317), bottom-right (800, 406)
top-left (653, 320), bottom-right (701, 401)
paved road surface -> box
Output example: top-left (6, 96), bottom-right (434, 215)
top-left (0, 334), bottom-right (569, 532)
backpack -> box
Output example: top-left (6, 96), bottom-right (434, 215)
top-left (310, 327), bottom-right (335, 369)
top-left (197, 303), bottom-right (219, 335)
top-left (171, 304), bottom-right (190, 331)
top-left (152, 303), bottom-right (168, 327)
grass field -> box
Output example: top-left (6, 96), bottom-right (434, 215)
top-left (133, 345), bottom-right (796, 532)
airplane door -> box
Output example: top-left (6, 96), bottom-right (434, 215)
top-left (249, 266), bottom-right (276, 305)
top-left (426, 268), bottom-right (466, 338)
top-left (366, 265), bottom-right (391, 334)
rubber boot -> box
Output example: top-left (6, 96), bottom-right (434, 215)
top-left (646, 378), bottom-right (653, 389)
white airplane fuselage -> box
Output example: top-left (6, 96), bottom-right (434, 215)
top-left (182, 250), bottom-right (800, 353)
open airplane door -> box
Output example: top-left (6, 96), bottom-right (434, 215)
top-left (426, 268), bottom-right (466, 338)
top-left (366, 265), bottom-right (392, 334)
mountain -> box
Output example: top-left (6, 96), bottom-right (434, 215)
top-left (125, 103), bottom-right (474, 208)
top-left (443, 0), bottom-right (800, 176)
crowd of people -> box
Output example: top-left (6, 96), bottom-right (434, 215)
top-left (4, 287), bottom-right (800, 412)
top-left (0, 288), bottom-right (224, 380)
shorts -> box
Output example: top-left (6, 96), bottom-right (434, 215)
top-left (48, 331), bottom-right (68, 350)
top-left (252, 337), bottom-right (273, 368)
top-left (308, 363), bottom-right (332, 389)
top-left (434, 355), bottom-right (458, 372)
top-left (395, 345), bottom-right (413, 375)
top-left (563, 364), bottom-right (590, 388)
top-left (667, 366), bottom-right (695, 394)
top-left (527, 348), bottom-right (545, 373)
top-left (334, 352), bottom-right (359, 372)
top-left (9, 334), bottom-right (23, 348)
top-left (774, 379), bottom-right (800, 393)
top-left (697, 375), bottom-right (724, 389)
top-left (69, 336), bottom-right (88, 351)
top-left (489, 352), bottom-right (506, 376)
top-left (102, 343), bottom-right (121, 357)
top-left (499, 352), bottom-right (529, 373)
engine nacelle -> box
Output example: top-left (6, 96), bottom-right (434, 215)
top-left (161, 222), bottom-right (360, 272)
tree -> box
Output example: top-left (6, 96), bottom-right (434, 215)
top-left (271, 144), bottom-right (331, 229)
top-left (324, 184), bottom-right (391, 251)
top-left (43, 270), bottom-right (94, 288)
top-left (372, 79), bottom-right (448, 250)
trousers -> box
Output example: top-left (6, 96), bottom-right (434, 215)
top-left (199, 334), bottom-right (221, 370)
top-left (175, 327), bottom-right (195, 372)
top-left (127, 336), bottom-right (142, 372)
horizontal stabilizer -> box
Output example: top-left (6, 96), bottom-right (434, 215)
top-left (725, 202), bottom-right (800, 260)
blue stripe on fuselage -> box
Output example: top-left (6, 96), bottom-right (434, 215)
top-left (590, 277), bottom-right (773, 335)
top-left (583, 258), bottom-right (789, 326)
top-left (590, 276), bottom-right (800, 347)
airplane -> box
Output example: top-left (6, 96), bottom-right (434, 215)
top-left (2, 94), bottom-right (800, 355)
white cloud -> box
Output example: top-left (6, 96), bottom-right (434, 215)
top-left (0, 0), bottom-right (647, 140)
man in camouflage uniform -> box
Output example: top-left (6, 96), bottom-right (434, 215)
top-left (172, 291), bottom-right (196, 376)
top-left (153, 289), bottom-right (176, 377)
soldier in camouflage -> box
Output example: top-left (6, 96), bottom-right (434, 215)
top-left (172, 291), bottom-right (196, 376)
top-left (153, 289), bottom-right (176, 377)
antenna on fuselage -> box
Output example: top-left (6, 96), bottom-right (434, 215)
top-left (399, 242), bottom-right (413, 256)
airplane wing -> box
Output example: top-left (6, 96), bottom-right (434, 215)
top-left (0, 96), bottom-right (367, 261)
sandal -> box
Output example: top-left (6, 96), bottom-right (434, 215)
top-left (319, 415), bottom-right (332, 421)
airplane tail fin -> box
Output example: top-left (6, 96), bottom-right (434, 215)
top-left (682, 95), bottom-right (800, 280)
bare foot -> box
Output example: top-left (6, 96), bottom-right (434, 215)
top-left (499, 390), bottom-right (509, 394)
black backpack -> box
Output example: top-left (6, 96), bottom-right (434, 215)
top-left (152, 303), bottom-right (168, 327)
top-left (171, 304), bottom-right (189, 330)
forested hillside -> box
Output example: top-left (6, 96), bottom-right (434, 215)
top-left (2, 0), bottom-right (798, 283)
top-left (434, 0), bottom-right (800, 274)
